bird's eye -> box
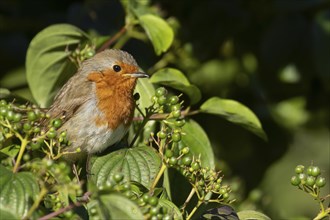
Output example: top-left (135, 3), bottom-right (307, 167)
top-left (113, 65), bottom-right (121, 72)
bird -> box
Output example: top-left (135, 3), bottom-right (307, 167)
top-left (47, 49), bottom-right (148, 157)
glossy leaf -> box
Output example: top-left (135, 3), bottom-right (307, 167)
top-left (200, 97), bottom-right (267, 140)
top-left (237, 210), bottom-right (271, 220)
top-left (89, 146), bottom-right (161, 189)
top-left (0, 208), bottom-right (19, 220)
top-left (88, 194), bottom-right (144, 220)
top-left (0, 165), bottom-right (39, 218)
top-left (26, 24), bottom-right (90, 107)
top-left (181, 119), bottom-right (215, 169)
top-left (138, 14), bottom-right (174, 55)
top-left (150, 68), bottom-right (201, 104)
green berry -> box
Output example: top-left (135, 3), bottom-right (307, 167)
top-left (191, 162), bottom-right (200, 171)
top-left (155, 87), bottom-right (166, 97)
top-left (142, 194), bottom-right (150, 203)
top-left (13, 113), bottom-right (22, 122)
top-left (298, 173), bottom-right (307, 182)
top-left (0, 100), bottom-right (7, 107)
top-left (172, 110), bottom-right (181, 118)
top-left (151, 95), bottom-right (158, 103)
top-left (174, 119), bottom-right (185, 127)
top-left (27, 111), bottom-right (37, 121)
top-left (150, 206), bottom-right (159, 216)
top-left (171, 104), bottom-right (181, 112)
top-left (0, 107), bottom-right (7, 116)
top-left (169, 96), bottom-right (179, 105)
top-left (23, 122), bottom-right (32, 131)
top-left (113, 173), bottom-right (124, 183)
top-left (122, 183), bottom-right (131, 191)
top-left (33, 127), bottom-right (41, 133)
top-left (306, 176), bottom-right (316, 186)
top-left (169, 157), bottom-right (177, 165)
top-left (311, 166), bottom-right (321, 177)
top-left (291, 175), bottom-right (301, 186)
top-left (182, 156), bottom-right (192, 166)
top-left (23, 154), bottom-right (30, 161)
top-left (6, 110), bottom-right (14, 121)
top-left (172, 133), bottom-right (181, 142)
top-left (219, 187), bottom-right (227, 194)
top-left (157, 95), bottom-right (167, 105)
top-left (223, 192), bottom-right (229, 199)
top-left (52, 119), bottom-right (62, 128)
top-left (47, 130), bottom-right (57, 139)
top-left (295, 165), bottom-right (304, 174)
top-left (158, 131), bottom-right (167, 139)
top-left (148, 196), bottom-right (159, 206)
top-left (316, 177), bottom-right (326, 187)
top-left (165, 149), bottom-right (173, 158)
top-left (181, 147), bottom-right (189, 154)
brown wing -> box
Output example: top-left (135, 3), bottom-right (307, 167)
top-left (47, 73), bottom-right (93, 122)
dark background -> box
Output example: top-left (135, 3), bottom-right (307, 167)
top-left (1, 0), bottom-right (329, 218)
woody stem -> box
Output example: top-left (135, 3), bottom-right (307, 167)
top-left (97, 26), bottom-right (127, 52)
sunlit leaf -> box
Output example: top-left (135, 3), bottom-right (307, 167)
top-left (88, 194), bottom-right (144, 219)
top-left (26, 24), bottom-right (90, 107)
top-left (200, 97), bottom-right (267, 140)
top-left (237, 210), bottom-right (271, 220)
top-left (0, 208), bottom-right (19, 220)
top-left (150, 68), bottom-right (201, 104)
top-left (181, 119), bottom-right (215, 169)
top-left (138, 14), bottom-right (174, 55)
top-left (0, 165), bottom-right (39, 218)
top-left (89, 146), bottom-right (161, 189)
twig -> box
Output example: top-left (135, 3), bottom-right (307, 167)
top-left (97, 26), bottom-right (127, 52)
top-left (38, 192), bottom-right (91, 220)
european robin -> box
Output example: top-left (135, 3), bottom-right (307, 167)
top-left (47, 49), bottom-right (148, 156)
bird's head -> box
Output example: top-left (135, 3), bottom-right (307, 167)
top-left (81, 49), bottom-right (148, 90)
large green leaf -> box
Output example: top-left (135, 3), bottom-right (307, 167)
top-left (0, 208), bottom-right (19, 220)
top-left (200, 97), bottom-right (267, 140)
top-left (150, 68), bottom-right (201, 104)
top-left (181, 119), bottom-right (215, 169)
top-left (26, 24), bottom-right (90, 107)
top-left (88, 194), bottom-right (144, 220)
top-left (237, 210), bottom-right (271, 220)
top-left (138, 14), bottom-right (174, 55)
top-left (90, 146), bottom-right (161, 189)
top-left (0, 165), bottom-right (39, 218)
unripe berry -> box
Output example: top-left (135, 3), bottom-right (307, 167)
top-left (155, 87), bottom-right (166, 97)
top-left (113, 173), bottom-right (124, 183)
top-left (291, 175), bottom-right (301, 186)
top-left (148, 196), bottom-right (159, 207)
top-left (172, 133), bottom-right (181, 142)
top-left (316, 177), bottom-right (326, 187)
top-left (182, 155), bottom-right (192, 166)
top-left (295, 165), bottom-right (304, 174)
top-left (158, 95), bottom-right (167, 105)
top-left (158, 131), bottom-right (167, 139)
top-left (169, 96), bottom-right (179, 105)
top-left (52, 119), bottom-right (62, 128)
top-left (27, 111), bottom-right (37, 121)
top-left (306, 176), bottom-right (316, 186)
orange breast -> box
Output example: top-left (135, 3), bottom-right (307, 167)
top-left (87, 70), bottom-right (136, 130)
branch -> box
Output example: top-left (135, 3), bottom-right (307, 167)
top-left (97, 26), bottom-right (127, 52)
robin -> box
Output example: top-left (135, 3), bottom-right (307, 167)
top-left (47, 49), bottom-right (148, 157)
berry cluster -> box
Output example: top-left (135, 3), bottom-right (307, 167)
top-left (150, 88), bottom-right (232, 205)
top-left (291, 165), bottom-right (326, 188)
top-left (0, 99), bottom-right (78, 162)
top-left (69, 44), bottom-right (95, 67)
top-left (91, 173), bottom-right (174, 220)
top-left (290, 164), bottom-right (330, 219)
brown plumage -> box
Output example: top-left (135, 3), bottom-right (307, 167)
top-left (47, 49), bottom-right (148, 155)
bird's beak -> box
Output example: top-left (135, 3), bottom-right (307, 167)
top-left (124, 72), bottom-right (149, 78)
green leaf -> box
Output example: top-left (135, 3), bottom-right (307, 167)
top-left (88, 193), bottom-right (144, 220)
top-left (200, 97), bottom-right (267, 140)
top-left (150, 68), bottom-right (201, 104)
top-left (181, 119), bottom-right (215, 169)
top-left (90, 146), bottom-right (161, 189)
top-left (237, 210), bottom-right (271, 220)
top-left (0, 145), bottom-right (20, 157)
top-left (26, 24), bottom-right (90, 107)
top-left (0, 165), bottom-right (39, 218)
top-left (135, 78), bottom-right (155, 111)
top-left (0, 207), bottom-right (19, 220)
top-left (159, 199), bottom-right (183, 220)
top-left (138, 14), bottom-right (174, 55)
